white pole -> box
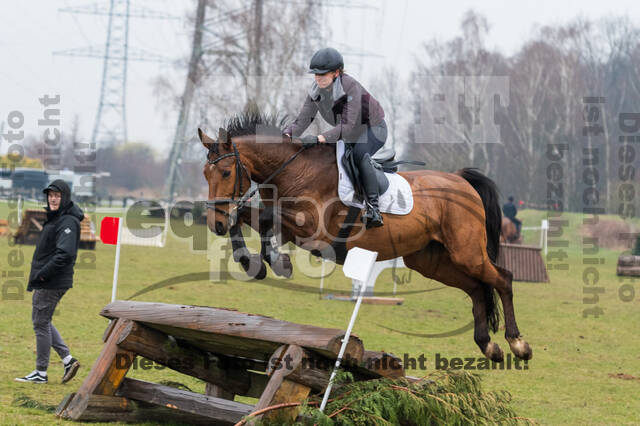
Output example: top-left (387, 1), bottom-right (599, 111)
top-left (17, 194), bottom-right (22, 225)
top-left (320, 247), bottom-right (377, 412)
top-left (320, 276), bottom-right (369, 412)
top-left (319, 259), bottom-right (326, 296)
top-left (110, 218), bottom-right (123, 302)
top-left (542, 219), bottom-right (549, 256)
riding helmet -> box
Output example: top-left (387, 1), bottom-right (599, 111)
top-left (308, 47), bottom-right (344, 74)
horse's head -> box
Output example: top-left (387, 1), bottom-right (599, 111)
top-left (198, 127), bottom-right (251, 235)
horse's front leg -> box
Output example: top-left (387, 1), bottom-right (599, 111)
top-left (229, 220), bottom-right (267, 280)
top-left (258, 206), bottom-right (292, 278)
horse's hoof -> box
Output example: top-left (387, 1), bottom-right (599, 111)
top-left (241, 254), bottom-right (267, 280)
top-left (272, 254), bottom-right (293, 278)
top-left (484, 342), bottom-right (504, 363)
top-left (234, 248), bottom-right (251, 263)
top-left (507, 337), bottom-right (533, 360)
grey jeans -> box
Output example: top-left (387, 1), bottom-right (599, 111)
top-left (32, 289), bottom-right (70, 371)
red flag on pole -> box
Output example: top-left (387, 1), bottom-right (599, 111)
top-left (100, 217), bottom-right (121, 245)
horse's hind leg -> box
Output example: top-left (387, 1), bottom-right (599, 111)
top-left (403, 243), bottom-right (504, 362)
top-left (451, 248), bottom-right (533, 360)
top-left (489, 263), bottom-right (533, 360)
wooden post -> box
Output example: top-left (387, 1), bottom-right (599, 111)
top-left (253, 345), bottom-right (311, 423)
top-left (59, 319), bottom-right (136, 420)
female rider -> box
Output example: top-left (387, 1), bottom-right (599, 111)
top-left (283, 47), bottom-right (387, 228)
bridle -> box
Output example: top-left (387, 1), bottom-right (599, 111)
top-left (206, 142), bottom-right (250, 225)
top-left (206, 140), bottom-right (308, 228)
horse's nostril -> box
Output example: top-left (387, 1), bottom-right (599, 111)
top-left (215, 221), bottom-right (224, 234)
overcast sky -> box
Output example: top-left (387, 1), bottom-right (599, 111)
top-left (1, 0), bottom-right (639, 158)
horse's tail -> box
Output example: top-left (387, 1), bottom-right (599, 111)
top-left (456, 167), bottom-right (502, 333)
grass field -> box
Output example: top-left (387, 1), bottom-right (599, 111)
top-left (1, 201), bottom-right (639, 425)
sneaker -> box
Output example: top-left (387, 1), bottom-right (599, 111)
top-left (15, 371), bottom-right (48, 384)
top-left (62, 358), bottom-right (80, 384)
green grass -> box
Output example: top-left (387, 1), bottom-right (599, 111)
top-left (0, 202), bottom-right (639, 424)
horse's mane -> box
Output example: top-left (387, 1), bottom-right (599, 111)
top-left (224, 104), bottom-right (288, 138)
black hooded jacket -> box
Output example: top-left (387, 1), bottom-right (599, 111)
top-left (27, 179), bottom-right (84, 291)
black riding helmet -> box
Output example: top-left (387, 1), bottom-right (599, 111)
top-left (308, 47), bottom-right (344, 74)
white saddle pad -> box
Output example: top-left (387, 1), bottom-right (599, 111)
top-left (336, 140), bottom-right (414, 215)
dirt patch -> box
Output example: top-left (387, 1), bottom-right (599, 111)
top-left (608, 373), bottom-right (640, 381)
top-left (580, 220), bottom-right (638, 250)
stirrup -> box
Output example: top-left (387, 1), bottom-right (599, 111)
top-left (361, 203), bottom-right (383, 228)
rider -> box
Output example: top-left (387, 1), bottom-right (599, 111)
top-left (502, 196), bottom-right (522, 235)
top-left (283, 47), bottom-right (387, 228)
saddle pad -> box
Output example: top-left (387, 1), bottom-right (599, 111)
top-left (336, 140), bottom-right (414, 215)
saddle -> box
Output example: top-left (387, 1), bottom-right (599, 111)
top-left (341, 144), bottom-right (421, 202)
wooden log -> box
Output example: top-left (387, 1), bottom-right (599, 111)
top-left (617, 255), bottom-right (640, 267)
top-left (617, 265), bottom-right (640, 276)
top-left (102, 319), bottom-right (118, 342)
top-left (116, 320), bottom-right (267, 398)
top-left (253, 345), bottom-right (311, 423)
top-left (117, 377), bottom-right (254, 425)
top-left (61, 393), bottom-right (219, 424)
top-left (360, 351), bottom-right (405, 379)
top-left (101, 301), bottom-right (365, 362)
top-left (59, 318), bottom-right (136, 420)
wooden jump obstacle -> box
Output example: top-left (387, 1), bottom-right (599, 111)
top-left (12, 208), bottom-right (98, 249)
top-left (617, 255), bottom-right (640, 277)
top-left (497, 243), bottom-right (549, 282)
top-left (56, 301), bottom-right (405, 424)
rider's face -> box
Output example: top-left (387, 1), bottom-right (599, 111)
top-left (314, 70), bottom-right (339, 89)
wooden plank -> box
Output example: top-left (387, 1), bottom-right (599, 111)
top-left (116, 321), bottom-right (266, 398)
top-left (101, 301), bottom-right (365, 362)
top-left (117, 378), bottom-right (254, 424)
top-left (253, 345), bottom-right (310, 423)
top-left (59, 318), bottom-right (136, 420)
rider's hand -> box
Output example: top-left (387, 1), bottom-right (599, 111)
top-left (301, 135), bottom-right (319, 148)
top-left (283, 133), bottom-right (292, 141)
top-left (317, 134), bottom-right (326, 143)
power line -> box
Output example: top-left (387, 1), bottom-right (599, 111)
top-left (54, 0), bottom-right (179, 149)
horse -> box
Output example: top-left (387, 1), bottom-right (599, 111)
top-left (198, 110), bottom-right (532, 362)
top-left (501, 217), bottom-right (522, 244)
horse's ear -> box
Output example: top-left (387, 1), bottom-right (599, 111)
top-left (198, 128), bottom-right (216, 150)
top-left (218, 127), bottom-right (231, 148)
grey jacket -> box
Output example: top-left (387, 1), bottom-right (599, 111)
top-left (284, 73), bottom-right (385, 143)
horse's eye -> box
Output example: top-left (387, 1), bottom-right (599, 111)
top-left (222, 170), bottom-right (231, 178)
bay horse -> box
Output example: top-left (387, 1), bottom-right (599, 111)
top-left (501, 217), bottom-right (523, 244)
top-left (198, 110), bottom-right (532, 362)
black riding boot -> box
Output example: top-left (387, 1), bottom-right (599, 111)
top-left (358, 153), bottom-right (383, 228)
